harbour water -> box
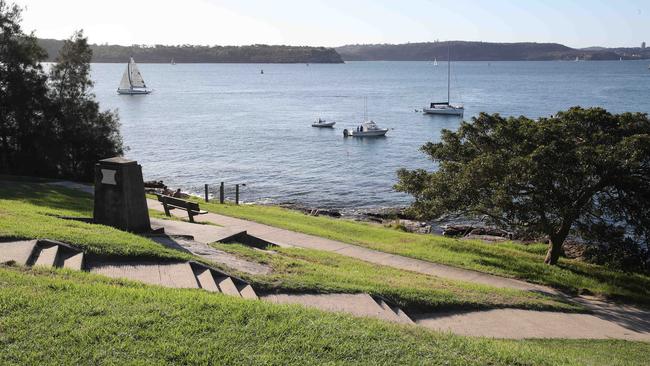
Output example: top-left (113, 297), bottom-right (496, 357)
top-left (90, 61), bottom-right (650, 210)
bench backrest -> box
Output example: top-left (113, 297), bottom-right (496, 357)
top-left (157, 195), bottom-right (201, 212)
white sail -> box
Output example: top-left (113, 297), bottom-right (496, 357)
top-left (128, 57), bottom-right (147, 88)
top-left (118, 67), bottom-right (131, 90)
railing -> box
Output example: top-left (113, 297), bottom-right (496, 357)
top-left (202, 182), bottom-right (247, 205)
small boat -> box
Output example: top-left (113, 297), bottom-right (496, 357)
top-left (117, 57), bottom-right (152, 95)
top-left (260, 69), bottom-right (264, 74)
top-left (343, 120), bottom-right (388, 137)
top-left (423, 46), bottom-right (464, 117)
top-left (312, 118), bottom-right (336, 128)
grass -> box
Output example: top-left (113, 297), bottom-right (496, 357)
top-left (0, 179), bottom-right (575, 312)
top-left (192, 200), bottom-right (650, 305)
top-left (212, 243), bottom-right (580, 312)
top-left (0, 265), bottom-right (647, 366)
top-left (0, 181), bottom-right (192, 261)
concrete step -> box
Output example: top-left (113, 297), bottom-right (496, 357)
top-left (238, 284), bottom-right (259, 300)
top-left (62, 252), bottom-right (84, 270)
top-left (88, 260), bottom-right (200, 289)
top-left (0, 240), bottom-right (38, 265)
top-left (195, 268), bottom-right (220, 292)
top-left (215, 276), bottom-right (241, 297)
top-left (262, 293), bottom-right (396, 322)
top-left (391, 306), bottom-right (415, 324)
top-left (33, 245), bottom-right (59, 268)
top-left (375, 298), bottom-right (405, 323)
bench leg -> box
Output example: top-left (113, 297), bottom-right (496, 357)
top-left (163, 203), bottom-right (171, 217)
top-left (188, 212), bottom-right (195, 223)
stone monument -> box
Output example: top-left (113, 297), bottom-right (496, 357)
top-left (93, 157), bottom-right (151, 232)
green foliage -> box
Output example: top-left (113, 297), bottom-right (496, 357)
top-left (0, 0), bottom-right (50, 176)
top-left (47, 31), bottom-right (124, 181)
top-left (1, 265), bottom-right (647, 365)
top-left (0, 3), bottom-right (123, 181)
top-left (212, 243), bottom-right (579, 312)
top-left (395, 107), bottom-right (650, 265)
top-left (38, 38), bottom-right (344, 63)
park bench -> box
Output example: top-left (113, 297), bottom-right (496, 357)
top-left (156, 194), bottom-right (208, 223)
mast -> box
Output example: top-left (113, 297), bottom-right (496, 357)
top-left (364, 96), bottom-right (368, 121)
top-left (127, 57), bottom-right (133, 89)
top-left (447, 44), bottom-right (451, 104)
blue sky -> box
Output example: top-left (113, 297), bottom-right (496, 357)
top-left (16, 0), bottom-right (649, 47)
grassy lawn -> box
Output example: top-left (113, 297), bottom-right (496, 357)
top-left (212, 243), bottom-right (579, 312)
top-left (192, 200), bottom-right (650, 305)
top-left (0, 265), bottom-right (647, 366)
top-left (0, 179), bottom-right (575, 312)
top-left (0, 181), bottom-right (192, 261)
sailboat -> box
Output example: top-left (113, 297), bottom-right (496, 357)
top-left (423, 46), bottom-right (464, 117)
top-left (171, 58), bottom-right (176, 65)
top-left (117, 57), bottom-right (152, 95)
top-left (433, 58), bottom-right (438, 66)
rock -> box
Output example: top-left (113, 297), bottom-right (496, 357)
top-left (144, 180), bottom-right (166, 189)
top-left (396, 219), bottom-right (431, 234)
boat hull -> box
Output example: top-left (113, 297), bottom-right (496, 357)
top-left (117, 88), bottom-right (152, 95)
top-left (423, 107), bottom-right (464, 116)
top-left (344, 129), bottom-right (388, 137)
top-left (312, 122), bottom-right (336, 128)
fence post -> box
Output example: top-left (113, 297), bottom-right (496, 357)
top-left (235, 184), bottom-right (239, 205)
top-left (204, 184), bottom-right (209, 202)
top-left (219, 182), bottom-right (225, 204)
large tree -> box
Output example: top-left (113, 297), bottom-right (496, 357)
top-left (0, 0), bottom-right (50, 176)
top-left (395, 107), bottom-right (650, 265)
top-left (48, 30), bottom-right (124, 181)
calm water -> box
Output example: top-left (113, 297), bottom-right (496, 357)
top-left (90, 61), bottom-right (650, 210)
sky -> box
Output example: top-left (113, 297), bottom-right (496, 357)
top-left (15, 0), bottom-right (650, 48)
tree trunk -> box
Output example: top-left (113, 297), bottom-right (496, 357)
top-left (544, 236), bottom-right (564, 265)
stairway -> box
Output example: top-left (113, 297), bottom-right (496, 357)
top-left (262, 293), bottom-right (413, 324)
top-left (0, 239), bottom-right (258, 300)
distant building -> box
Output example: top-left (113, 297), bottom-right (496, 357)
top-left (643, 42), bottom-right (646, 49)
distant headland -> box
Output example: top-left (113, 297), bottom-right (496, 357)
top-left (335, 41), bottom-right (650, 61)
top-left (38, 38), bottom-right (650, 63)
top-left (37, 39), bottom-right (344, 64)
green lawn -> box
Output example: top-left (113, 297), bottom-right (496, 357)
top-left (212, 243), bottom-right (579, 312)
top-left (0, 181), bottom-right (192, 261)
top-left (0, 179), bottom-right (574, 312)
top-left (0, 265), bottom-right (647, 366)
top-left (193, 200), bottom-right (650, 305)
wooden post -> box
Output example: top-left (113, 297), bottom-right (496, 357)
top-left (204, 184), bottom-right (209, 202)
top-left (219, 182), bottom-right (224, 204)
top-left (235, 184), bottom-right (239, 205)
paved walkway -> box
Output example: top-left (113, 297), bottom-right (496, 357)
top-left (146, 199), bottom-right (554, 294)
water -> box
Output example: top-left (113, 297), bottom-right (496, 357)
top-left (90, 61), bottom-right (650, 210)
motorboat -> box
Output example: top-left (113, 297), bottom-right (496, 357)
top-left (117, 57), bottom-right (152, 95)
top-left (312, 118), bottom-right (336, 128)
top-left (343, 120), bottom-right (388, 137)
top-left (423, 45), bottom-right (463, 117)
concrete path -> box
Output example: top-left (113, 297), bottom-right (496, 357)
top-left (148, 218), bottom-right (272, 275)
top-left (145, 199), bottom-right (554, 294)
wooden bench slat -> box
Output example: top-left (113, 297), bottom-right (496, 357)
top-left (156, 194), bottom-right (208, 222)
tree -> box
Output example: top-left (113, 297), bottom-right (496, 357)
top-left (395, 107), bottom-right (650, 265)
top-left (48, 30), bottom-right (124, 181)
top-left (0, 0), bottom-right (50, 176)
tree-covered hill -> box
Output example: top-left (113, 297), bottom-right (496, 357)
top-left (336, 41), bottom-right (650, 61)
top-left (37, 39), bottom-right (344, 64)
